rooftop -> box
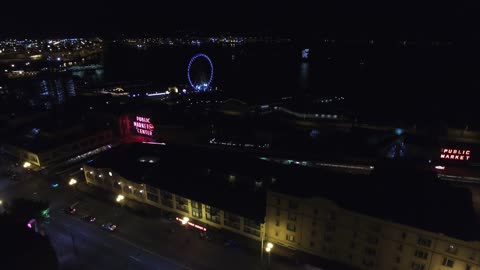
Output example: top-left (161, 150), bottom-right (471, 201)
top-left (88, 143), bottom-right (478, 241)
top-left (88, 143), bottom-right (272, 221)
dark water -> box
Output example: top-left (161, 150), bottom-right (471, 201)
top-left (2, 42), bottom-right (473, 125)
top-left (103, 43), bottom-right (472, 125)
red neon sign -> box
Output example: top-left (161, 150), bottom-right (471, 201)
top-left (133, 116), bottom-right (154, 136)
top-left (440, 148), bottom-right (471, 161)
top-left (175, 217), bottom-right (207, 231)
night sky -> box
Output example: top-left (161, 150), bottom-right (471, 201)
top-left (1, 0), bottom-right (475, 39)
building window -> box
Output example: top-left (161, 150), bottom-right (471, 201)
top-left (275, 220), bottom-right (280, 226)
top-left (411, 262), bottom-right (425, 270)
top-left (314, 208), bottom-right (318, 215)
top-left (191, 201), bottom-right (202, 219)
top-left (175, 196), bottom-right (189, 213)
top-left (310, 241), bottom-right (315, 247)
top-left (312, 220), bottom-right (317, 226)
top-left (146, 193), bottom-right (158, 202)
top-left (275, 231), bottom-right (279, 237)
top-left (244, 218), bottom-right (260, 230)
top-left (287, 212), bottom-right (296, 221)
top-left (311, 230), bottom-right (316, 236)
top-left (224, 211), bottom-right (241, 230)
top-left (401, 232), bottom-right (407, 240)
top-left (205, 205), bottom-right (221, 224)
top-left (396, 256), bottom-right (401, 263)
top-left (398, 244), bottom-right (403, 251)
top-left (276, 196), bottom-right (281, 205)
top-left (446, 245), bottom-right (458, 254)
top-left (442, 258), bottom-right (454, 268)
top-left (414, 250), bottom-right (428, 260)
top-left (287, 223), bottom-right (296, 232)
top-left (288, 200), bottom-right (298, 209)
top-left (160, 190), bottom-right (173, 208)
top-left (286, 234), bottom-right (295, 242)
top-left (417, 236), bottom-right (432, 247)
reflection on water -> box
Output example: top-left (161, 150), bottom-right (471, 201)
top-left (299, 62), bottom-right (309, 90)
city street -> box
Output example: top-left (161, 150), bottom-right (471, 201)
top-left (0, 160), bottom-right (302, 270)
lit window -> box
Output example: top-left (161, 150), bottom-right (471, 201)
top-left (286, 234), bottom-right (295, 242)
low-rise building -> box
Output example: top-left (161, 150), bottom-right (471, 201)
top-left (3, 124), bottom-right (112, 169)
top-left (83, 143), bottom-right (480, 270)
top-left (83, 143), bottom-right (267, 241)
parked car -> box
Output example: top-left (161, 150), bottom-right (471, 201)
top-left (64, 202), bottom-right (79, 214)
top-left (102, 222), bottom-right (117, 232)
top-left (64, 206), bottom-right (77, 214)
top-left (81, 215), bottom-right (96, 223)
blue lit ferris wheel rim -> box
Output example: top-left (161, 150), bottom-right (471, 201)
top-left (187, 53), bottom-right (214, 91)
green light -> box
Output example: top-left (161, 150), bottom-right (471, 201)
top-left (41, 208), bottom-right (50, 218)
top-left (52, 183), bottom-right (59, 188)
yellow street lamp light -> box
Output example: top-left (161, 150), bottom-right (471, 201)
top-left (181, 216), bottom-right (189, 225)
top-left (116, 194), bottom-right (125, 202)
top-left (69, 178), bottom-right (77, 186)
top-left (23, 162), bottom-right (31, 168)
top-left (265, 243), bottom-right (273, 267)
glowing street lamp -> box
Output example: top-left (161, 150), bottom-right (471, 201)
top-left (23, 162), bottom-right (31, 168)
top-left (181, 216), bottom-right (189, 225)
top-left (116, 194), bottom-right (125, 203)
top-left (265, 243), bottom-right (273, 267)
top-left (69, 178), bottom-right (77, 186)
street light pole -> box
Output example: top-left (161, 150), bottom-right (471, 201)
top-left (265, 243), bottom-right (273, 268)
top-left (261, 228), bottom-right (264, 260)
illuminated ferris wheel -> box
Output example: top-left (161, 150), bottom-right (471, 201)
top-left (187, 53), bottom-right (214, 91)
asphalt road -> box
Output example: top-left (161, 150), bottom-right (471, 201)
top-left (0, 160), bottom-right (301, 270)
top-left (0, 169), bottom-right (190, 270)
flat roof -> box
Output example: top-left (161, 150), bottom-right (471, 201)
top-left (88, 143), bottom-right (270, 221)
top-left (271, 160), bottom-right (479, 241)
top-left (88, 143), bottom-right (479, 241)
